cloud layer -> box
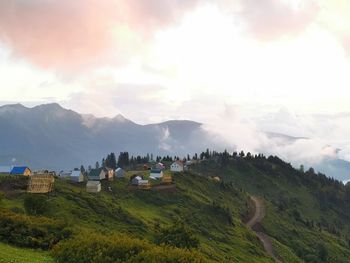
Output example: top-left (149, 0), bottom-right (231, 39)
top-left (0, 0), bottom-right (200, 70)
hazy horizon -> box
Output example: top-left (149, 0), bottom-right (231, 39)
top-left (1, 0), bottom-right (350, 177)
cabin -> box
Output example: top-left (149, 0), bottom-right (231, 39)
top-left (86, 181), bottom-right (101, 193)
top-left (71, 170), bottom-right (84, 182)
top-left (150, 169), bottom-right (163, 179)
top-left (0, 166), bottom-right (13, 175)
top-left (162, 174), bottom-right (172, 184)
top-left (27, 173), bottom-right (55, 193)
top-left (104, 167), bottom-right (115, 181)
top-left (131, 176), bottom-right (150, 189)
top-left (115, 168), bottom-right (126, 178)
top-left (88, 168), bottom-right (106, 181)
top-left (155, 163), bottom-right (165, 170)
top-left (11, 166), bottom-right (31, 176)
top-left (170, 161), bottom-right (184, 172)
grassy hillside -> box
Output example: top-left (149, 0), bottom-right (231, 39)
top-left (0, 172), bottom-right (274, 263)
top-left (193, 153), bottom-right (350, 262)
top-left (0, 242), bottom-right (53, 263)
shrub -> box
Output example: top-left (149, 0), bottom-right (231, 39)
top-left (156, 221), bottom-right (199, 249)
top-left (24, 194), bottom-right (49, 215)
top-left (53, 233), bottom-right (210, 263)
top-left (0, 208), bottom-right (71, 249)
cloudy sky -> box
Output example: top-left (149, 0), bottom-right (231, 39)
top-left (1, 0), bottom-right (350, 168)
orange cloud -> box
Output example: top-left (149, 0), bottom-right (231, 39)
top-left (0, 0), bottom-right (200, 70)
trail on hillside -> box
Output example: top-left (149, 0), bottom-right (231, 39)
top-left (246, 196), bottom-right (282, 263)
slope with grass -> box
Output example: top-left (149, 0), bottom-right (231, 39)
top-left (0, 172), bottom-right (275, 263)
top-left (0, 242), bottom-right (53, 263)
top-left (193, 154), bottom-right (350, 262)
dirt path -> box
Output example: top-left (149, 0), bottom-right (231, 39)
top-left (246, 196), bottom-right (282, 263)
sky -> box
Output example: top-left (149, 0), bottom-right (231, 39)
top-left (1, 0), bottom-right (350, 167)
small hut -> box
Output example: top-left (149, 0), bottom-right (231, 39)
top-left (71, 170), bottom-right (84, 182)
top-left (104, 167), bottom-right (115, 181)
top-left (115, 168), bottom-right (126, 178)
top-left (150, 169), bottom-right (163, 179)
top-left (86, 181), bottom-right (101, 193)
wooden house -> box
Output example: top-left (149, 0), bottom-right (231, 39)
top-left (162, 174), bottom-right (173, 184)
top-left (11, 166), bottom-right (31, 176)
top-left (27, 174), bottom-right (54, 193)
top-left (88, 168), bottom-right (106, 181)
top-left (86, 181), bottom-right (101, 193)
top-left (104, 167), bottom-right (115, 181)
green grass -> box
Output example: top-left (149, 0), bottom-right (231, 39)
top-left (0, 171), bottom-right (275, 262)
top-left (0, 242), bottom-right (54, 263)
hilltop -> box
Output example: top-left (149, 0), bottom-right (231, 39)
top-left (1, 152), bottom-right (350, 262)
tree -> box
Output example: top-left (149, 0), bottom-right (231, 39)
top-left (109, 152), bottom-right (117, 170)
top-left (80, 165), bottom-right (85, 173)
top-left (95, 161), bottom-right (100, 169)
top-left (24, 194), bottom-right (48, 215)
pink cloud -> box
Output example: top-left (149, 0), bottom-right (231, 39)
top-left (239, 0), bottom-right (319, 40)
top-left (0, 0), bottom-right (199, 70)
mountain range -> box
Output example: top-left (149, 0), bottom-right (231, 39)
top-left (0, 103), bottom-right (349, 181)
top-left (0, 103), bottom-right (208, 170)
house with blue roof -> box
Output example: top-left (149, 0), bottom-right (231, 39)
top-left (10, 166), bottom-right (31, 176)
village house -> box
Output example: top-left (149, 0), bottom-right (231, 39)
top-left (155, 162), bottom-right (165, 170)
top-left (11, 166), bottom-right (31, 176)
top-left (170, 161), bottom-right (184, 172)
top-left (86, 181), bottom-right (101, 193)
top-left (88, 168), bottom-right (106, 181)
top-left (115, 168), bottom-right (126, 178)
top-left (70, 170), bottom-right (84, 182)
top-left (131, 176), bottom-right (150, 189)
top-left (0, 166), bottom-right (13, 175)
top-left (150, 168), bottom-right (163, 179)
top-left (104, 167), bottom-right (115, 181)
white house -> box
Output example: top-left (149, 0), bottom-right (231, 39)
top-left (150, 169), bottom-right (163, 179)
top-left (170, 161), bottom-right (184, 172)
top-left (71, 170), bottom-right (84, 182)
top-left (115, 168), bottom-right (126, 178)
top-left (86, 181), bottom-right (101, 193)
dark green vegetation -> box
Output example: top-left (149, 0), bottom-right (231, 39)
top-left (2, 152), bottom-right (350, 262)
top-left (193, 151), bottom-right (350, 262)
top-left (0, 172), bottom-right (273, 263)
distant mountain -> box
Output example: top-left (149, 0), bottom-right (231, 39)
top-left (0, 103), bottom-right (349, 181)
top-left (0, 103), bottom-right (207, 170)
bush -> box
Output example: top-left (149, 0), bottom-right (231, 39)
top-left (53, 233), bottom-right (210, 263)
top-left (0, 208), bottom-right (71, 249)
top-left (156, 221), bottom-right (199, 249)
top-left (24, 194), bottom-right (49, 215)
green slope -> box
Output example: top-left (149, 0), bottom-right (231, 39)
top-left (0, 172), bottom-right (274, 263)
top-left (0, 242), bottom-right (53, 263)
top-left (193, 154), bottom-right (350, 262)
